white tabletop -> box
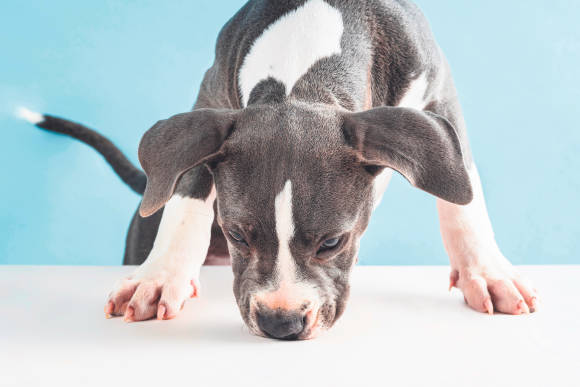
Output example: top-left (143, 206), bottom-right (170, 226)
top-left (0, 265), bottom-right (578, 387)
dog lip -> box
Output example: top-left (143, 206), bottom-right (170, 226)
top-left (301, 307), bottom-right (322, 340)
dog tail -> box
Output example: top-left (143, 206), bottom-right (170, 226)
top-left (17, 107), bottom-right (146, 195)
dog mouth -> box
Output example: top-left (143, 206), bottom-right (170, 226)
top-left (301, 307), bottom-right (323, 340)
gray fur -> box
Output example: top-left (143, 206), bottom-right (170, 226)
top-left (130, 0), bottom-right (474, 339)
top-left (35, 0), bottom-right (476, 337)
top-left (138, 109), bottom-right (238, 217)
top-left (342, 107), bottom-right (472, 204)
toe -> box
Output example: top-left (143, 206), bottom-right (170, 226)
top-left (108, 279), bottom-right (138, 316)
top-left (124, 306), bottom-right (135, 322)
top-left (513, 276), bottom-right (539, 312)
top-left (115, 301), bottom-right (131, 316)
top-left (127, 281), bottom-right (162, 321)
top-left (458, 275), bottom-right (493, 314)
top-left (488, 279), bottom-right (528, 315)
top-left (157, 281), bottom-right (193, 320)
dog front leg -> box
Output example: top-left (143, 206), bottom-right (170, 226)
top-left (437, 165), bottom-right (538, 314)
top-left (105, 187), bottom-right (216, 321)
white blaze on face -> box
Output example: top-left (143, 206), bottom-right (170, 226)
top-left (274, 180), bottom-right (296, 287)
top-left (238, 0), bottom-right (344, 107)
top-left (253, 180), bottom-right (320, 311)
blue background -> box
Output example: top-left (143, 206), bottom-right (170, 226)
top-left (1, 1), bottom-right (578, 265)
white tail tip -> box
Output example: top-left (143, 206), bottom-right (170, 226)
top-left (16, 107), bottom-right (44, 124)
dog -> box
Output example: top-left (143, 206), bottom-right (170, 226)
top-left (20, 0), bottom-right (538, 340)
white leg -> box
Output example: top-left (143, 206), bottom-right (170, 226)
top-left (437, 165), bottom-right (538, 314)
top-left (105, 188), bottom-right (216, 321)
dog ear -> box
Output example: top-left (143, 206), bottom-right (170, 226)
top-left (342, 107), bottom-right (473, 205)
top-left (138, 109), bottom-right (237, 217)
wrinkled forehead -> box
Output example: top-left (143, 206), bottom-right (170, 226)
top-left (230, 102), bottom-right (347, 152)
top-left (213, 104), bottom-right (371, 234)
top-left (216, 171), bottom-right (364, 236)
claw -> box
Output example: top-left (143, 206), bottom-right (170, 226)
top-left (516, 299), bottom-right (530, 314)
top-left (484, 298), bottom-right (493, 315)
top-left (190, 279), bottom-right (199, 298)
top-left (449, 270), bottom-right (459, 291)
top-left (104, 301), bottom-right (114, 318)
top-left (124, 306), bottom-right (135, 322)
top-left (157, 304), bottom-right (166, 320)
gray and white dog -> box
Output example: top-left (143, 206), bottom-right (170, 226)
top-left (22, 0), bottom-right (538, 340)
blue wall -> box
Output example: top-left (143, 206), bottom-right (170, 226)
top-left (1, 1), bottom-right (578, 265)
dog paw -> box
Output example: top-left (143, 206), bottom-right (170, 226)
top-left (105, 271), bottom-right (198, 322)
top-left (449, 254), bottom-right (539, 315)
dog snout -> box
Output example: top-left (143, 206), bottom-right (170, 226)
top-left (256, 308), bottom-right (306, 340)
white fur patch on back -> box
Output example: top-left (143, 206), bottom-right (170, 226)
top-left (238, 0), bottom-right (344, 107)
top-left (274, 180), bottom-right (296, 285)
top-left (397, 72), bottom-right (428, 110)
top-left (16, 107), bottom-right (44, 124)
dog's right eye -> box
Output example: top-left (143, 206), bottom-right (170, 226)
top-left (228, 230), bottom-right (248, 246)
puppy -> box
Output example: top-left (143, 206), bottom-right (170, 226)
top-left (22, 0), bottom-right (538, 340)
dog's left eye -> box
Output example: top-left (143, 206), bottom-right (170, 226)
top-left (316, 237), bottom-right (341, 256)
top-left (322, 238), bottom-right (340, 248)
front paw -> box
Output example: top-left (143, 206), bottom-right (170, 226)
top-left (105, 270), bottom-right (198, 322)
top-left (449, 254), bottom-right (539, 315)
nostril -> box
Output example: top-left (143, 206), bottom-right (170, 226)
top-left (256, 309), bottom-right (305, 340)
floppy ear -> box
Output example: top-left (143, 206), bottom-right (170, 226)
top-left (138, 109), bottom-right (237, 217)
top-left (342, 107), bottom-right (473, 205)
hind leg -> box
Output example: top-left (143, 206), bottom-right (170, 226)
top-left (123, 206), bottom-right (163, 266)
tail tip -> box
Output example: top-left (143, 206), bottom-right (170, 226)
top-left (16, 106), bottom-right (44, 125)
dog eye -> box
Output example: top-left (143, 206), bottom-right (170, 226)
top-left (322, 238), bottom-right (340, 248)
top-left (228, 230), bottom-right (247, 245)
top-left (317, 237), bottom-right (341, 255)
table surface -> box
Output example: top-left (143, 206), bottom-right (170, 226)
top-left (0, 265), bottom-right (578, 387)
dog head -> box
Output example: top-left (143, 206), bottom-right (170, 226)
top-left (138, 101), bottom-right (472, 339)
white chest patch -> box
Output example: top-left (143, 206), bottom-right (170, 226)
top-left (274, 180), bottom-right (296, 285)
top-left (238, 0), bottom-right (344, 107)
top-left (397, 72), bottom-right (428, 110)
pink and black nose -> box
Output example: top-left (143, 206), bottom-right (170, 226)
top-left (256, 308), bottom-right (306, 340)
